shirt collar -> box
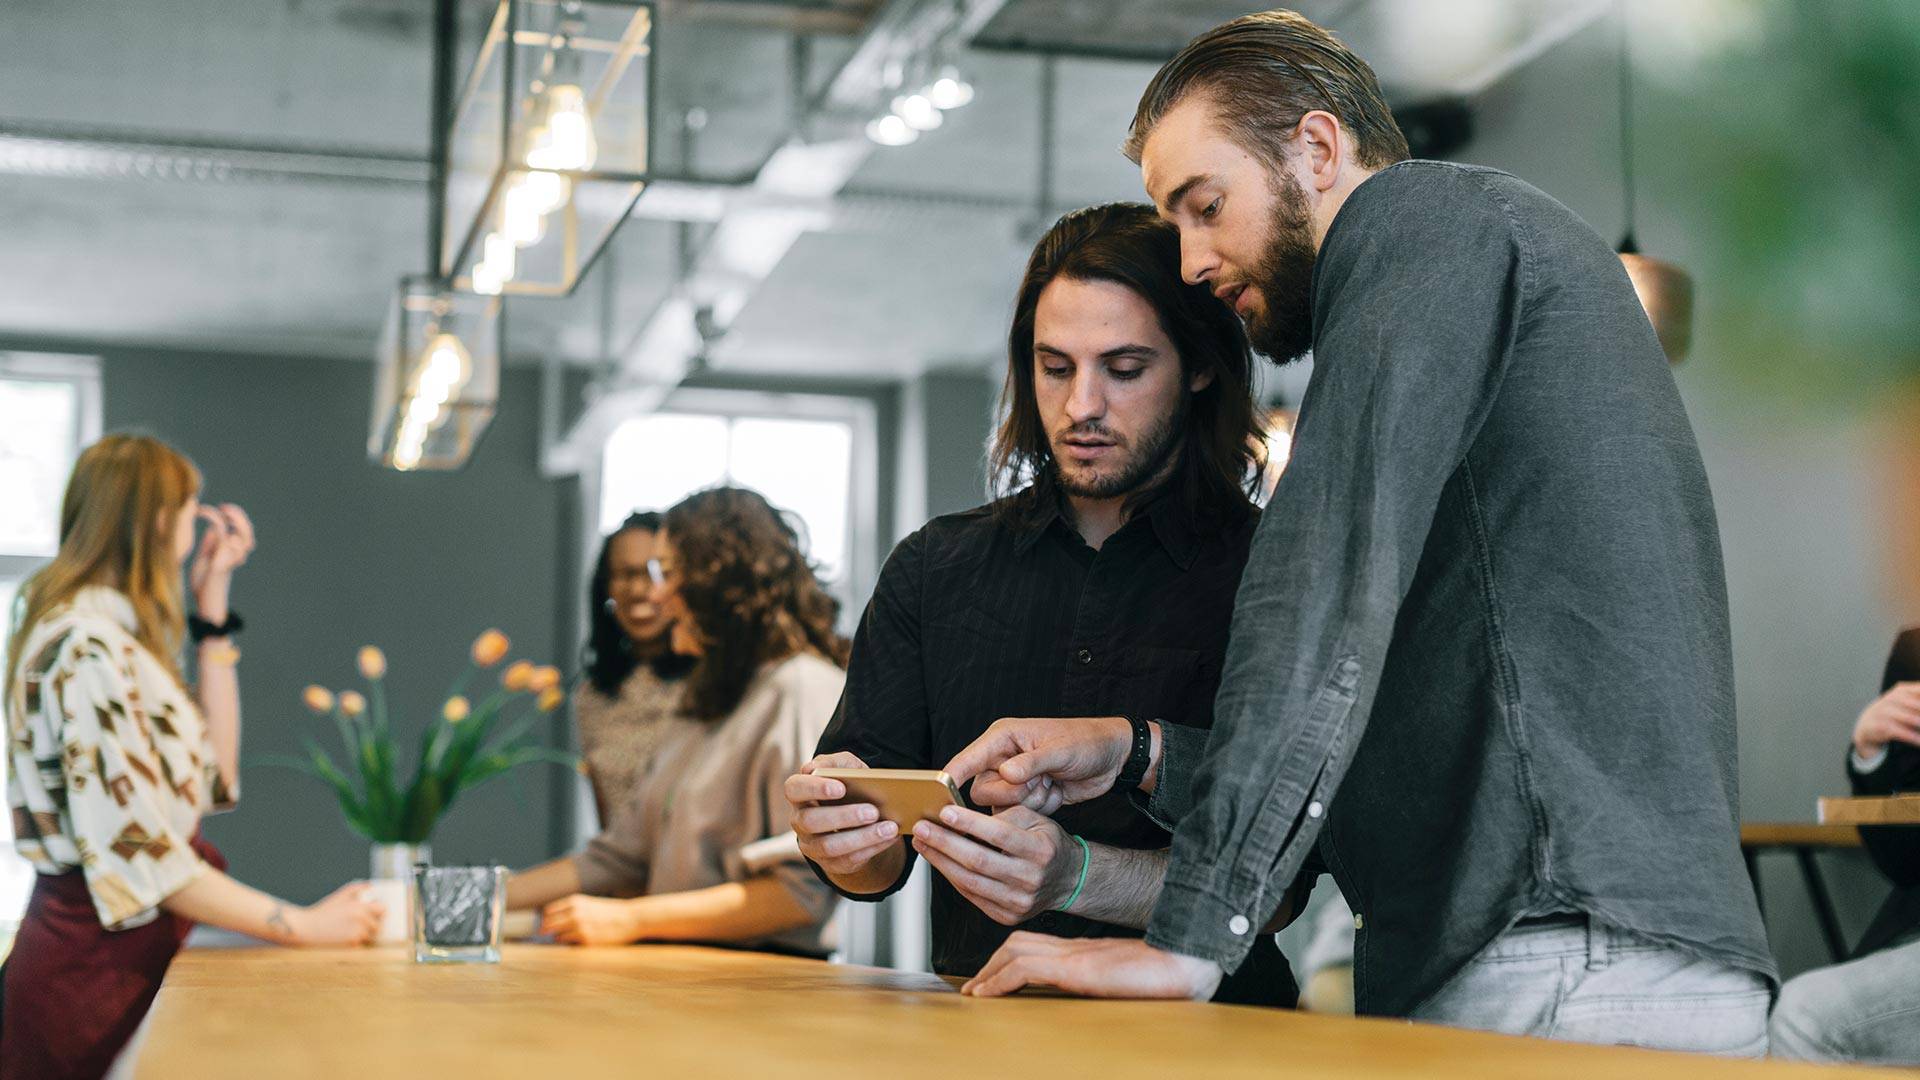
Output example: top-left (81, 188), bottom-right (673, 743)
top-left (67, 586), bottom-right (139, 633)
top-left (1008, 485), bottom-right (1202, 571)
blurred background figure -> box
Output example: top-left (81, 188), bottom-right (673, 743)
top-left (576, 510), bottom-right (694, 826)
top-left (1770, 628), bottom-right (1920, 1065)
top-left (2, 434), bottom-right (381, 1078)
top-left (507, 487), bottom-right (846, 956)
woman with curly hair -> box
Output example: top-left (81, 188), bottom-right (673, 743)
top-left (507, 488), bottom-right (848, 956)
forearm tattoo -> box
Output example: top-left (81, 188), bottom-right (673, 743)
top-left (266, 902), bottom-right (295, 942)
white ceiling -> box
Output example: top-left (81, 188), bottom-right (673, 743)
top-left (0, 0), bottom-right (1605, 377)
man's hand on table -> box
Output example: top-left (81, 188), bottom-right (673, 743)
top-left (944, 716), bottom-right (1158, 811)
top-left (911, 805), bottom-right (1083, 925)
top-left (540, 894), bottom-right (644, 945)
top-left (961, 935), bottom-right (1223, 1001)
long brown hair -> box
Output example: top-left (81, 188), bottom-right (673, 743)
top-left (664, 488), bottom-right (849, 721)
top-left (990, 202), bottom-right (1262, 527)
top-left (5, 434), bottom-right (202, 704)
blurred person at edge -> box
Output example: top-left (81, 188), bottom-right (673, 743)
top-left (507, 488), bottom-right (846, 956)
top-left (784, 203), bottom-right (1303, 1007)
top-left (1771, 628), bottom-right (1920, 1066)
top-left (941, 8), bottom-right (1773, 1056)
top-left (2, 434), bottom-right (382, 1080)
top-left (574, 511), bottom-right (695, 826)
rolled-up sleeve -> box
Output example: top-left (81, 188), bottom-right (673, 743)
top-left (1146, 165), bottom-right (1526, 968)
top-left (54, 645), bottom-right (210, 930)
top-left (573, 797), bottom-right (651, 898)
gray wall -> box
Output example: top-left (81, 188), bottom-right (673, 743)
top-left (6, 338), bottom-right (581, 902)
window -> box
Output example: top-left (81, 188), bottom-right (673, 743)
top-left (597, 389), bottom-right (876, 617)
top-left (0, 353), bottom-right (102, 928)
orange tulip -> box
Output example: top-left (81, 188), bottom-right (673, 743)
top-left (357, 646), bottom-right (387, 680)
top-left (471, 629), bottom-right (510, 668)
top-left (339, 690), bottom-right (367, 717)
top-left (502, 660), bottom-right (535, 692)
top-left (302, 685), bottom-right (336, 714)
top-left (537, 686), bottom-right (565, 713)
top-left (528, 665), bottom-right (561, 694)
top-left (443, 696), bottom-right (471, 723)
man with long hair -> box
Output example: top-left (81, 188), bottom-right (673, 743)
top-left (943, 9), bottom-right (1774, 1054)
top-left (784, 203), bottom-right (1301, 1005)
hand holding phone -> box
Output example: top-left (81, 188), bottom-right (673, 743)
top-left (813, 767), bottom-right (963, 833)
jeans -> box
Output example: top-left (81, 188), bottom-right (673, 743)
top-left (1769, 933), bottom-right (1920, 1066)
top-left (1409, 916), bottom-right (1771, 1056)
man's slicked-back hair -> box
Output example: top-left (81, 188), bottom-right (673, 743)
top-left (1124, 9), bottom-right (1410, 172)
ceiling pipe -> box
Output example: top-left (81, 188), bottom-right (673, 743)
top-left (542, 0), bottom-right (1015, 475)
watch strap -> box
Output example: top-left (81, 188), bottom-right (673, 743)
top-left (1115, 715), bottom-right (1154, 790)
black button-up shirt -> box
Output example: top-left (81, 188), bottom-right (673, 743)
top-left (1144, 161), bottom-right (1775, 1016)
top-left (812, 489), bottom-right (1295, 1005)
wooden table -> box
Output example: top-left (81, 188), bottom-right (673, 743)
top-left (1818, 795), bottom-right (1920, 826)
top-left (139, 945), bottom-right (1901, 1079)
top-left (1740, 823), bottom-right (1862, 962)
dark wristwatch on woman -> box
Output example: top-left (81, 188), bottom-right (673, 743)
top-left (188, 610), bottom-right (245, 642)
top-left (1114, 715), bottom-right (1156, 790)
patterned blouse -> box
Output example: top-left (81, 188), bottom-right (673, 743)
top-left (573, 662), bottom-right (684, 826)
top-left (6, 587), bottom-right (233, 930)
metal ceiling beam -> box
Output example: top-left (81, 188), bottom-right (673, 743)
top-left (0, 120), bottom-right (427, 187)
top-left (543, 0), bottom-right (1015, 475)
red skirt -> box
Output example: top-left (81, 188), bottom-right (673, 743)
top-left (0, 835), bottom-right (225, 1080)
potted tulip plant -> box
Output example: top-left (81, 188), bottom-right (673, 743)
top-left (267, 629), bottom-right (574, 937)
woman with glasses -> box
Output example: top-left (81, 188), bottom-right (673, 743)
top-left (573, 511), bottom-right (695, 826)
top-left (506, 488), bottom-right (848, 956)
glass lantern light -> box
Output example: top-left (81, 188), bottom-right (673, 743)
top-left (443, 0), bottom-right (655, 298)
top-left (369, 277), bottom-right (502, 471)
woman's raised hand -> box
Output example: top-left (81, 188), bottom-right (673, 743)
top-left (190, 503), bottom-right (255, 619)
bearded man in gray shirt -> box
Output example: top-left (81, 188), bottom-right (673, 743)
top-left (944, 9), bottom-right (1775, 1054)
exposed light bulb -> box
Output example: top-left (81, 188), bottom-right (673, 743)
top-left (417, 332), bottom-right (470, 401)
top-left (501, 180), bottom-right (548, 247)
top-left (406, 394), bottom-right (443, 428)
top-left (522, 169), bottom-right (570, 214)
top-left (482, 231), bottom-right (517, 282)
top-left (526, 84), bottom-right (597, 171)
top-left (471, 264), bottom-right (504, 296)
top-left (926, 66), bottom-right (974, 110)
top-left (393, 440), bottom-right (422, 471)
top-left (865, 114), bottom-right (918, 147)
top-left (892, 93), bottom-right (943, 131)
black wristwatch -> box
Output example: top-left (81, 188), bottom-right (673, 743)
top-left (1115, 715), bottom-right (1156, 790)
top-left (188, 610), bottom-right (245, 642)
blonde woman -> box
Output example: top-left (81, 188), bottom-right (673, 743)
top-left (2, 434), bottom-right (383, 1078)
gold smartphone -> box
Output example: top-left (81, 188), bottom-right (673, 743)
top-left (814, 767), bottom-right (963, 832)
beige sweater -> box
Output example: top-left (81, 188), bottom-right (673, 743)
top-left (572, 652), bottom-right (844, 956)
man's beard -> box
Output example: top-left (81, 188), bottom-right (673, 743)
top-left (1051, 395), bottom-right (1186, 501)
top-left (1244, 168), bottom-right (1318, 365)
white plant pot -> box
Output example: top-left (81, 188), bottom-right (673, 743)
top-left (362, 843), bottom-right (430, 945)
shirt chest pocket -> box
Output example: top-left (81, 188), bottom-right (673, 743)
top-left (1071, 645), bottom-right (1207, 727)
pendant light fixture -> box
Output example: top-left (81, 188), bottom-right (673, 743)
top-left (369, 0), bottom-right (501, 471)
top-left (1616, 1), bottom-right (1693, 365)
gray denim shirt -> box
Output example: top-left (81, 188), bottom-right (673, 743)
top-left (1143, 160), bottom-right (1776, 1017)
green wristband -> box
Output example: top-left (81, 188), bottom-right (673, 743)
top-left (1057, 834), bottom-right (1090, 913)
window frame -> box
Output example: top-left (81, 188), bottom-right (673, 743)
top-left (0, 352), bottom-right (102, 575)
top-left (590, 386), bottom-right (880, 628)
top-left (0, 350), bottom-right (102, 926)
